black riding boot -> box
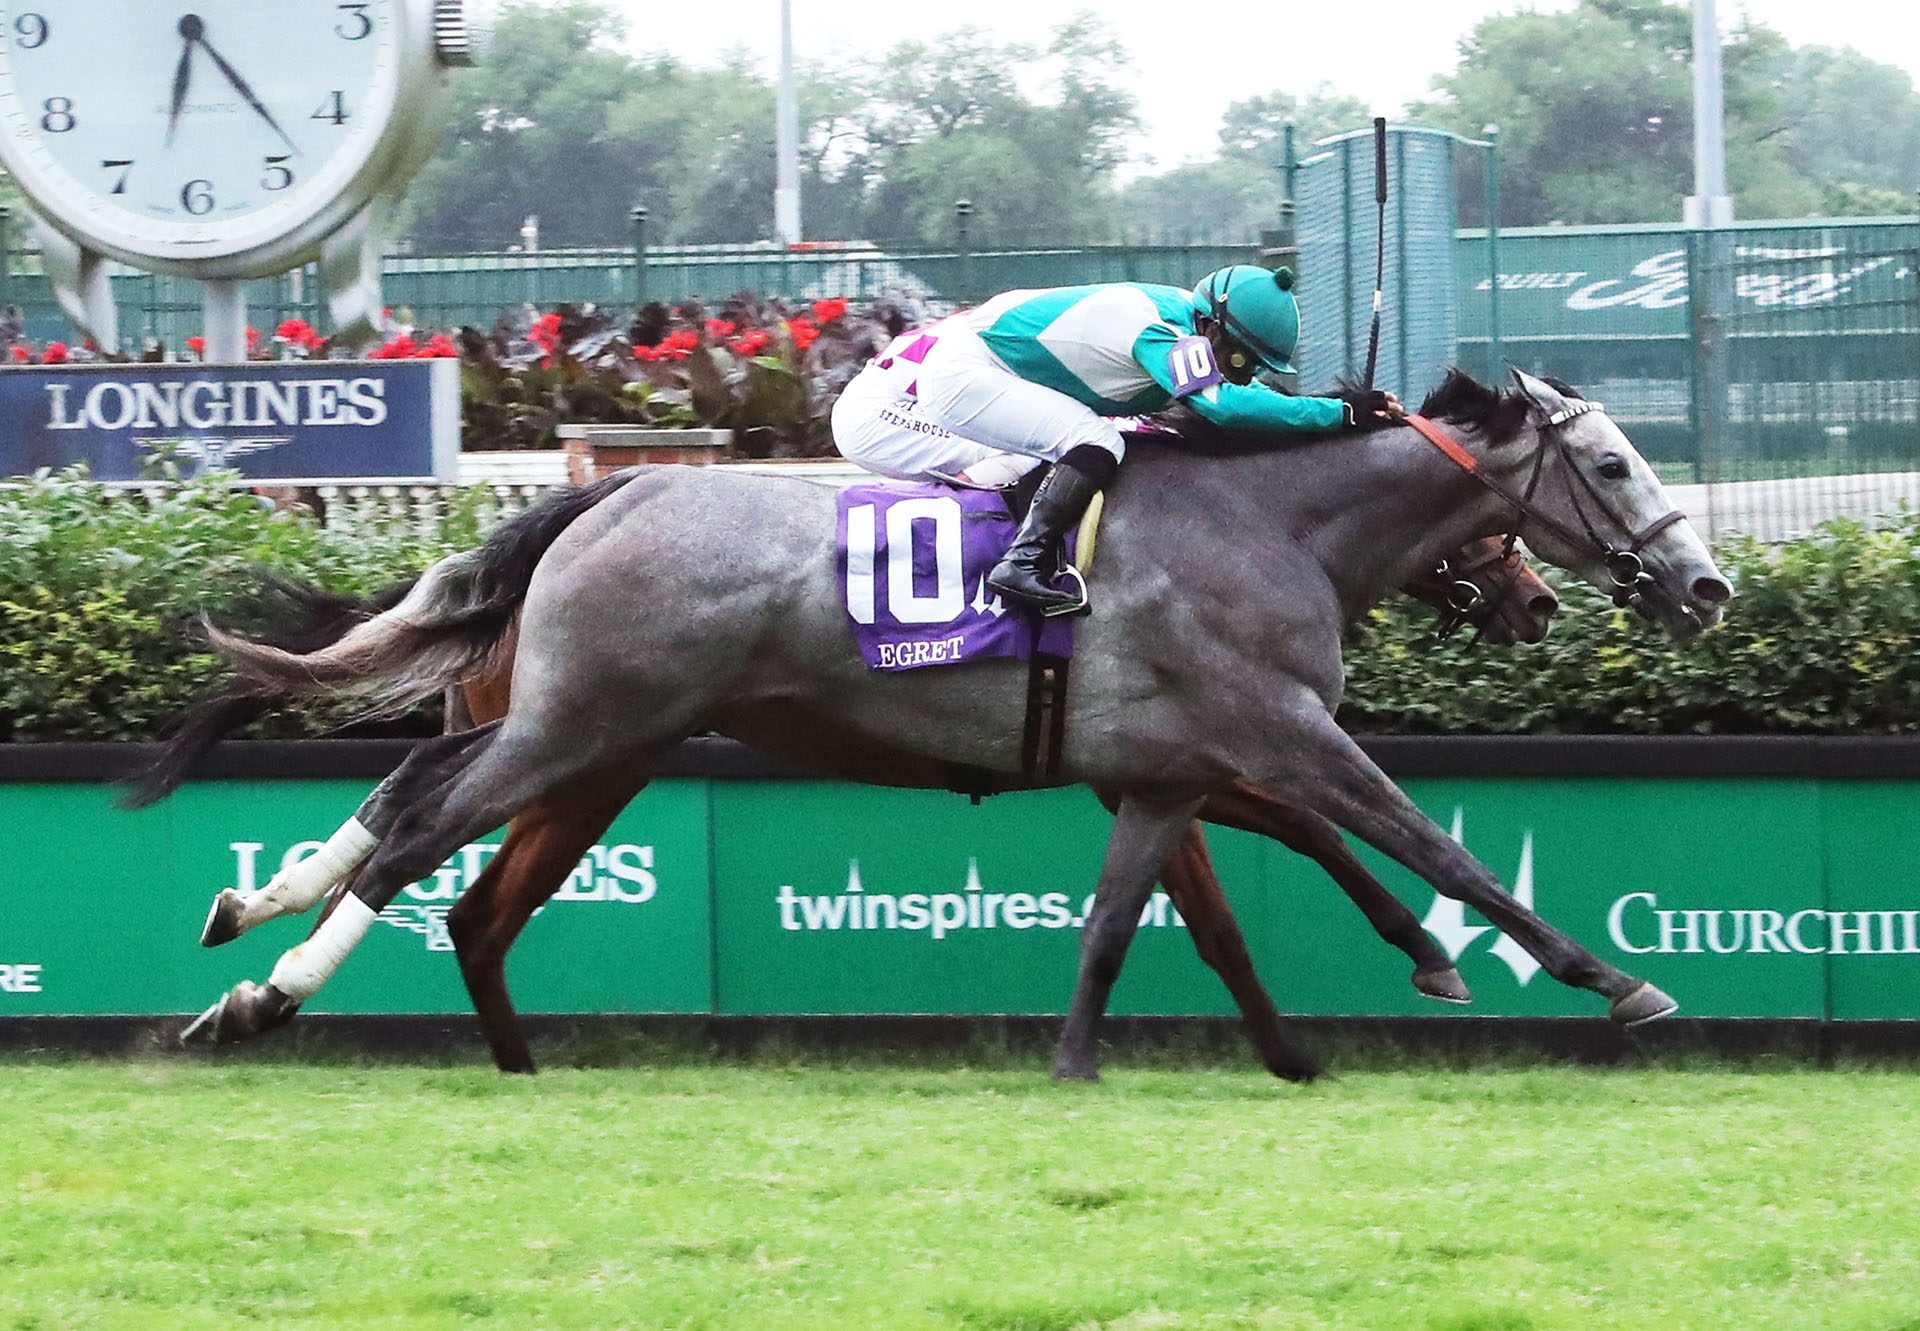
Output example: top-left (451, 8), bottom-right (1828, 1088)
top-left (987, 447), bottom-right (1114, 617)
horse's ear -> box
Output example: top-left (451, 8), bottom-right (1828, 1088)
top-left (1508, 367), bottom-right (1563, 411)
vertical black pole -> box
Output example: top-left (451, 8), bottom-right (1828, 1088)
top-left (630, 204), bottom-right (649, 308)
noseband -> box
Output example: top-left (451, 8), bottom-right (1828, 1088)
top-left (1402, 403), bottom-right (1686, 610)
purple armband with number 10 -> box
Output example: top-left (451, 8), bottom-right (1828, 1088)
top-left (1165, 334), bottom-right (1225, 399)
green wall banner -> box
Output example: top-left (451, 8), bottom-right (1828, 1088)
top-left (1, 769), bottom-right (1915, 1021)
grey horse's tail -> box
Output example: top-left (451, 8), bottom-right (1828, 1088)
top-left (209, 469), bottom-right (638, 716)
top-left (128, 470), bottom-right (639, 806)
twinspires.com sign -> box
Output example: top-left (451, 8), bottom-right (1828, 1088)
top-left (0, 359), bottom-right (460, 484)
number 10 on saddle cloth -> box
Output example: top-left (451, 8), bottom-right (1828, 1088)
top-left (836, 482), bottom-right (1080, 672)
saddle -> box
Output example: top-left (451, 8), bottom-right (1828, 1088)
top-left (835, 465), bottom-right (1107, 793)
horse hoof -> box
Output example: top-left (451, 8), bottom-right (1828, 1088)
top-left (1413, 967), bottom-right (1473, 1004)
top-left (1050, 1052), bottom-right (1101, 1083)
top-left (200, 889), bottom-right (248, 948)
top-left (1266, 1054), bottom-right (1322, 1084)
top-left (180, 981), bottom-right (298, 1047)
top-left (1611, 982), bottom-right (1678, 1028)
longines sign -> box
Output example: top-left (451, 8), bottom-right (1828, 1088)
top-left (0, 360), bottom-right (460, 484)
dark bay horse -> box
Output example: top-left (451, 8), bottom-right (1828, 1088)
top-left (174, 371), bottom-right (1732, 1072)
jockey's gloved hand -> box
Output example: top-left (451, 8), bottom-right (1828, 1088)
top-left (1337, 388), bottom-right (1399, 426)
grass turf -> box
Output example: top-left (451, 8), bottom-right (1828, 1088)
top-left (3, 1056), bottom-right (1918, 1330)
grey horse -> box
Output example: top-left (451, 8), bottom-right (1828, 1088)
top-left (181, 370), bottom-right (1732, 1071)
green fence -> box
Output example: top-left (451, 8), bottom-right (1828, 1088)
top-left (1455, 217), bottom-right (1920, 538)
top-left (4, 211), bottom-right (1916, 537)
top-left (5, 764), bottom-right (1918, 1021)
top-left (0, 234), bottom-right (1260, 350)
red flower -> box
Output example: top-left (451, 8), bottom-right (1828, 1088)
top-left (632, 344), bottom-right (659, 363)
top-left (246, 327), bottom-right (261, 348)
top-left (187, 335), bottom-right (205, 356)
top-left (811, 297), bottom-right (848, 324)
top-left (654, 328), bottom-right (699, 360)
top-left (705, 318), bottom-right (736, 341)
top-left (40, 341), bottom-right (68, 365)
top-left (369, 335), bottom-right (418, 360)
top-left (416, 333), bottom-right (459, 359)
top-left (787, 317), bottom-right (819, 352)
top-left (728, 328), bottom-right (773, 357)
top-left (275, 318), bottom-right (327, 352)
top-left (8, 345), bottom-right (28, 363)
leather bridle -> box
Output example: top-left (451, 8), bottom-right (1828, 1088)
top-left (1401, 401), bottom-right (1687, 611)
top-left (1427, 543), bottom-right (1527, 642)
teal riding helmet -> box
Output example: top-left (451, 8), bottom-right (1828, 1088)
top-left (1192, 264), bottom-right (1300, 374)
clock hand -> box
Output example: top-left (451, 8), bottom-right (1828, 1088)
top-left (165, 14), bottom-right (201, 146)
top-left (193, 31), bottom-right (300, 156)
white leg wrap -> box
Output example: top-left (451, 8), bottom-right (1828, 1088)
top-left (268, 894), bottom-right (377, 1001)
top-left (239, 818), bottom-right (379, 931)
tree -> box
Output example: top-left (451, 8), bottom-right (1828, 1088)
top-left (1410, 0), bottom-right (1915, 226)
top-left (399, 2), bottom-right (645, 247)
top-left (1116, 87), bottom-right (1370, 239)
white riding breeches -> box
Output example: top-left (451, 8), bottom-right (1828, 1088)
top-left (833, 322), bottom-right (1126, 486)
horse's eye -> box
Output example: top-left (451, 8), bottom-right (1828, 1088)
top-left (1597, 457), bottom-right (1629, 481)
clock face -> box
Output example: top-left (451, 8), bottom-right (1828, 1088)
top-left (0, 1), bottom-right (403, 263)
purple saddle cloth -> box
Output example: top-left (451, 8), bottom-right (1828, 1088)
top-left (837, 481), bottom-right (1077, 672)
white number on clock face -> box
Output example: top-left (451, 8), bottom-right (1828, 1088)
top-left (1, 1), bottom-right (396, 243)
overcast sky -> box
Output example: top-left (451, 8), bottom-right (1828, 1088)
top-left (581, 0), bottom-right (1920, 178)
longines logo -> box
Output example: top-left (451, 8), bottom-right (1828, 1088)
top-left (231, 838), bottom-right (662, 953)
top-left (46, 377), bottom-right (390, 432)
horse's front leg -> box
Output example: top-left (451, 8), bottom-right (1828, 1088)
top-left (1157, 823), bottom-right (1321, 1081)
top-left (1254, 712), bottom-right (1674, 1026)
top-left (1202, 783), bottom-right (1471, 1004)
top-left (1053, 792), bottom-right (1207, 1081)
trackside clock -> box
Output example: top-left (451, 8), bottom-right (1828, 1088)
top-left (0, 1), bottom-right (492, 353)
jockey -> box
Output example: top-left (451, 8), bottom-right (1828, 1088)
top-left (832, 265), bottom-right (1400, 615)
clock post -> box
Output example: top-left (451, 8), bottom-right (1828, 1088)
top-left (0, 0), bottom-right (493, 360)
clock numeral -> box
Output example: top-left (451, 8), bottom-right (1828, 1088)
top-left (40, 97), bottom-right (74, 133)
top-left (335, 3), bottom-right (372, 40)
top-left (101, 160), bottom-right (134, 195)
top-left (13, 13), bottom-right (48, 49)
top-left (312, 91), bottom-right (349, 126)
top-left (181, 179), bottom-right (215, 216)
top-left (262, 156), bottom-right (294, 192)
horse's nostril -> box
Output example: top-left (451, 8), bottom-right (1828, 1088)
top-left (1527, 593), bottom-right (1560, 620)
top-left (1691, 575), bottom-right (1734, 606)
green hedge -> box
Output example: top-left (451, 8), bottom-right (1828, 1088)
top-left (3, 470), bottom-right (1918, 741)
top-left (0, 471), bottom-right (491, 742)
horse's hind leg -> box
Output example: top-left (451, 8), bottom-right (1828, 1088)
top-left (445, 768), bottom-right (646, 1074)
top-left (181, 724), bottom-right (506, 1045)
top-left (188, 715), bottom-right (671, 1044)
top-left (1159, 823), bottom-right (1321, 1083)
top-left (1203, 784), bottom-right (1472, 1005)
top-left (198, 722), bottom-right (502, 948)
top-left (1053, 793), bottom-right (1206, 1082)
